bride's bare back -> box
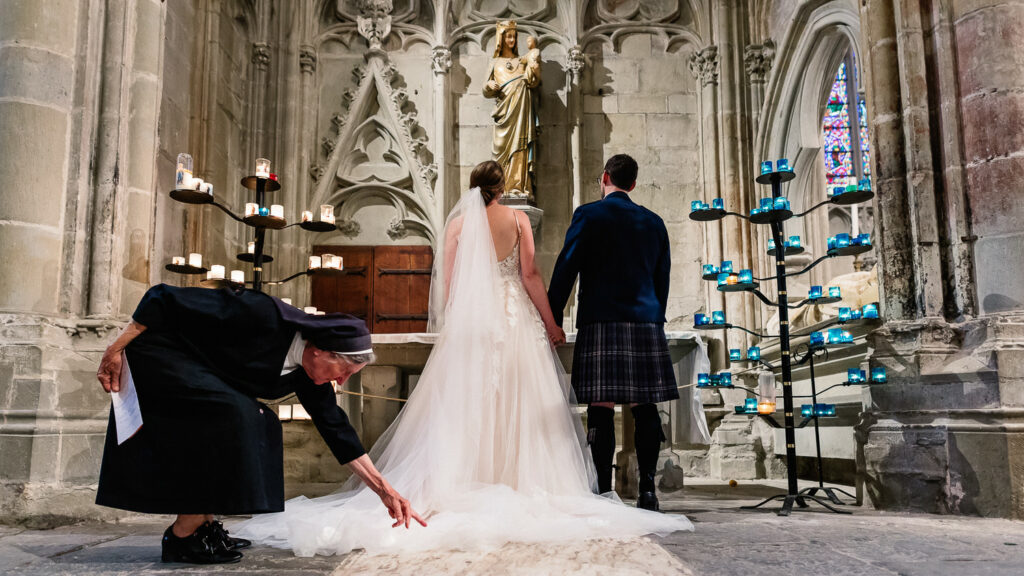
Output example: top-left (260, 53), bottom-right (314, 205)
top-left (486, 203), bottom-right (522, 261)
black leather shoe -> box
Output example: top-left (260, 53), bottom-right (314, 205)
top-left (637, 491), bottom-right (660, 512)
top-left (161, 525), bottom-right (243, 564)
top-left (208, 520), bottom-right (252, 551)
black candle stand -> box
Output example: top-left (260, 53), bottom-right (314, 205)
top-left (689, 167), bottom-right (878, 516)
top-left (167, 171), bottom-right (332, 294)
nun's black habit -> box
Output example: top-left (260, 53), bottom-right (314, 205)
top-left (96, 284), bottom-right (370, 514)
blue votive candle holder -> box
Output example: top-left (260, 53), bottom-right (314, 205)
top-left (259, 206), bottom-right (270, 217)
top-left (760, 160), bottom-right (773, 174)
top-left (702, 264), bottom-right (719, 276)
top-left (862, 303), bottom-right (879, 319)
top-left (750, 208), bottom-right (761, 216)
top-left (719, 372), bottom-right (733, 386)
top-left (787, 235), bottom-right (801, 248)
top-left (809, 285), bottom-right (823, 300)
top-left (712, 311), bottom-right (726, 324)
top-left (730, 349), bottom-right (742, 362)
top-left (801, 404), bottom-right (813, 417)
top-left (847, 368), bottom-right (865, 383)
top-left (759, 197), bottom-right (773, 210)
top-left (859, 177), bottom-right (872, 191)
top-left (717, 272), bottom-right (731, 286)
top-left (856, 233), bottom-right (871, 246)
top-left (773, 197), bottom-right (790, 211)
top-left (712, 198), bottom-right (724, 210)
top-left (694, 313), bottom-right (709, 326)
top-left (836, 233), bottom-right (851, 248)
top-left (697, 373), bottom-right (710, 386)
top-left (777, 158), bottom-right (791, 172)
top-left (747, 346), bottom-right (761, 361)
top-left (810, 331), bottom-right (825, 347)
top-left (767, 238), bottom-right (776, 251)
top-left (827, 328), bottom-right (845, 344)
top-left (871, 367), bottom-right (888, 383)
top-left (851, 309), bottom-right (862, 320)
top-left (831, 186), bottom-right (846, 197)
top-left (838, 307), bottom-right (852, 322)
top-left (721, 261), bottom-right (733, 274)
top-left (738, 269), bottom-right (753, 284)
top-left (816, 403), bottom-right (836, 417)
top-left (827, 235), bottom-right (838, 250)
top-left (744, 398), bottom-right (758, 413)
top-left (829, 286), bottom-right (841, 298)
top-left (691, 200), bottom-right (704, 212)
top-left (841, 330), bottom-right (853, 343)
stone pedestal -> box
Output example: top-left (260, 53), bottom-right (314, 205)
top-left (358, 365), bottom-right (403, 449)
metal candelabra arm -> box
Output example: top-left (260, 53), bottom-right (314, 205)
top-left (756, 251), bottom-right (835, 282)
top-left (210, 199), bottom-right (246, 223)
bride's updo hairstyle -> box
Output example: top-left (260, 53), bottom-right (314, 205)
top-left (471, 160), bottom-right (504, 204)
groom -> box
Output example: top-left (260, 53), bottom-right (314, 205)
top-left (548, 154), bottom-right (676, 511)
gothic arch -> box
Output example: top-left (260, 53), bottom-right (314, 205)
top-left (752, 1), bottom-right (862, 283)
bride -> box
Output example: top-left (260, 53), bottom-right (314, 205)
top-left (233, 161), bottom-right (693, 556)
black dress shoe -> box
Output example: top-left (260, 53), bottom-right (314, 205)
top-left (637, 491), bottom-right (660, 512)
top-left (161, 525), bottom-right (243, 564)
top-left (208, 520), bottom-right (252, 550)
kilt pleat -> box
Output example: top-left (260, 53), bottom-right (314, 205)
top-left (571, 322), bottom-right (678, 404)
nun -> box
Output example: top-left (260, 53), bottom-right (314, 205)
top-left (94, 284), bottom-right (425, 564)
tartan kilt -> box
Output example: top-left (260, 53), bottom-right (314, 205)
top-left (571, 322), bottom-right (678, 404)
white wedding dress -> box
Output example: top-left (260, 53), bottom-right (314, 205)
top-left (233, 189), bottom-right (693, 557)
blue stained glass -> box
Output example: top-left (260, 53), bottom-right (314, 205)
top-left (823, 61), bottom-right (871, 193)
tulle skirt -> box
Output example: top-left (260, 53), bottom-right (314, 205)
top-left (233, 279), bottom-right (693, 556)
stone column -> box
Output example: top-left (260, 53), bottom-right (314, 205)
top-left (860, 0), bottom-right (1024, 519)
top-left (1, 0), bottom-right (167, 523)
top-left (689, 45), bottom-right (726, 368)
top-left (431, 45), bottom-right (452, 231)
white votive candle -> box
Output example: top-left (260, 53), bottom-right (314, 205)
top-left (171, 256), bottom-right (185, 266)
top-left (280, 298), bottom-right (292, 306)
top-left (188, 253), bottom-right (202, 268)
top-left (302, 210), bottom-right (313, 223)
top-left (303, 306), bottom-right (318, 314)
top-left (200, 181), bottom-right (213, 195)
top-left (315, 311), bottom-right (326, 316)
top-left (255, 158), bottom-right (271, 178)
top-left (320, 204), bottom-right (335, 224)
top-left (330, 255), bottom-right (343, 269)
top-left (230, 270), bottom-right (244, 283)
top-left (245, 203), bottom-right (259, 218)
top-left (322, 253), bottom-right (337, 269)
top-left (210, 265), bottom-right (225, 280)
top-left (191, 177), bottom-right (204, 191)
top-left (309, 255), bottom-right (322, 269)
top-left (270, 204), bottom-right (284, 219)
top-left (247, 241), bottom-right (255, 254)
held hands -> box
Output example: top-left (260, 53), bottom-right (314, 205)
top-left (546, 322), bottom-right (566, 347)
top-left (97, 344), bottom-right (123, 393)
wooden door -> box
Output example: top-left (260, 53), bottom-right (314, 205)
top-left (311, 246), bottom-right (372, 322)
top-left (372, 246), bottom-right (433, 333)
top-left (309, 245), bottom-right (433, 334)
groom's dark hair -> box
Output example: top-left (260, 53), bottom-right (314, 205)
top-left (604, 154), bottom-right (638, 190)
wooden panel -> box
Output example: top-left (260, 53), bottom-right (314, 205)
top-left (371, 246), bottom-right (433, 334)
top-left (310, 246), bottom-right (373, 321)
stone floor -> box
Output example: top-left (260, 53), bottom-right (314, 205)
top-left (3, 479), bottom-right (1024, 575)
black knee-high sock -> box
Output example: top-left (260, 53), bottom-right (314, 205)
top-left (631, 403), bottom-right (665, 493)
top-left (587, 405), bottom-right (615, 493)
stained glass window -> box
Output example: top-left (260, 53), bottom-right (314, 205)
top-left (822, 61), bottom-right (870, 190)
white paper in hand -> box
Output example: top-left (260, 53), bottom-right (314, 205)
top-left (112, 351), bottom-right (143, 444)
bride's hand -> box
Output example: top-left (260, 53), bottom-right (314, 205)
top-left (546, 323), bottom-right (566, 347)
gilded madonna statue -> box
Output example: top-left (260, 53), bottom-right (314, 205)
top-left (483, 20), bottom-right (540, 203)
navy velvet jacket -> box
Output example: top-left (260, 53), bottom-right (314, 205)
top-left (548, 191), bottom-right (671, 327)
